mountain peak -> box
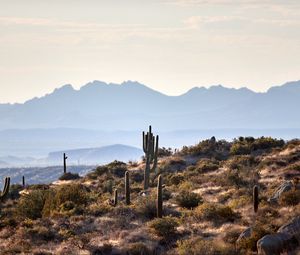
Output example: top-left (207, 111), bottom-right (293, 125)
top-left (53, 84), bottom-right (74, 93)
top-left (267, 80), bottom-right (300, 93)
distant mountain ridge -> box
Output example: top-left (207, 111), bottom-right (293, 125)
top-left (46, 144), bottom-right (143, 165)
top-left (1, 80), bottom-right (300, 130)
top-left (0, 144), bottom-right (143, 167)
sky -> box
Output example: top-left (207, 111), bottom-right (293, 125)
top-left (0, 0), bottom-right (300, 103)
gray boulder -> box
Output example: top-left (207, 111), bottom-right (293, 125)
top-left (257, 217), bottom-right (300, 255)
top-left (236, 227), bottom-right (252, 245)
top-left (268, 181), bottom-right (293, 203)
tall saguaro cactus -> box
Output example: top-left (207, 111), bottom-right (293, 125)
top-left (125, 171), bottom-right (130, 205)
top-left (142, 125), bottom-right (159, 190)
top-left (63, 153), bottom-right (68, 174)
top-left (0, 177), bottom-right (10, 202)
top-left (157, 175), bottom-right (163, 218)
top-left (253, 185), bottom-right (259, 213)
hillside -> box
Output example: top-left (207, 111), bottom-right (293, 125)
top-left (0, 136), bottom-right (299, 254)
top-left (1, 80), bottom-right (300, 130)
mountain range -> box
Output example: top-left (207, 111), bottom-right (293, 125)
top-left (1, 80), bottom-right (300, 131)
top-left (1, 80), bottom-right (300, 162)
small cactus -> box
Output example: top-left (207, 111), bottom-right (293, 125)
top-left (253, 185), bottom-right (259, 213)
top-left (125, 171), bottom-right (130, 205)
top-left (22, 175), bottom-right (25, 188)
top-left (0, 177), bottom-right (10, 202)
top-left (157, 175), bottom-right (163, 218)
top-left (63, 153), bottom-right (68, 174)
top-left (113, 189), bottom-right (118, 206)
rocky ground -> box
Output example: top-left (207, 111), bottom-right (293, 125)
top-left (0, 136), bottom-right (299, 255)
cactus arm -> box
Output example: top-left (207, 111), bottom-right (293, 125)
top-left (143, 132), bottom-right (147, 153)
top-left (0, 177), bottom-right (10, 201)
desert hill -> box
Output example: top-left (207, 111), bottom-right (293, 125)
top-left (0, 136), bottom-right (299, 254)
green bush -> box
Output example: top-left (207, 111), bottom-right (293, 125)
top-left (18, 190), bottom-right (49, 219)
top-left (168, 174), bottom-right (185, 185)
top-left (8, 184), bottom-right (23, 200)
top-left (279, 189), bottom-right (300, 206)
top-left (42, 184), bottom-right (88, 217)
top-left (59, 172), bottom-right (80, 181)
top-left (106, 160), bottom-right (127, 177)
top-left (177, 238), bottom-right (238, 255)
top-left (126, 242), bottom-right (152, 255)
top-left (230, 137), bottom-right (285, 156)
top-left (175, 191), bottom-right (202, 209)
top-left (158, 147), bottom-right (173, 157)
top-left (194, 203), bottom-right (237, 224)
top-left (230, 143), bottom-right (251, 155)
top-left (134, 197), bottom-right (157, 219)
top-left (196, 159), bottom-right (219, 173)
top-left (148, 216), bottom-right (178, 238)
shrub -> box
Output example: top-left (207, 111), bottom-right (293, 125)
top-left (196, 159), bottom-right (219, 173)
top-left (227, 155), bottom-right (258, 170)
top-left (175, 191), bottom-right (202, 209)
top-left (177, 238), bottom-right (238, 255)
top-left (17, 190), bottom-right (49, 219)
top-left (161, 157), bottom-right (186, 172)
top-left (230, 137), bottom-right (285, 156)
top-left (25, 226), bottom-right (56, 242)
top-left (42, 184), bottom-right (88, 217)
top-left (148, 216), bottom-right (178, 238)
top-left (8, 184), bottom-right (23, 200)
top-left (107, 160), bottom-right (127, 177)
top-left (126, 242), bottom-right (152, 255)
top-left (158, 147), bottom-right (173, 157)
top-left (59, 172), bottom-right (80, 181)
top-left (230, 143), bottom-right (251, 155)
top-left (279, 189), bottom-right (300, 206)
top-left (134, 197), bottom-right (157, 219)
top-left (168, 174), bottom-right (185, 185)
top-left (194, 203), bottom-right (237, 224)
top-left (219, 169), bottom-right (247, 188)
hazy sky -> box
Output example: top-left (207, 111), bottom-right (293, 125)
top-left (1, 0), bottom-right (300, 103)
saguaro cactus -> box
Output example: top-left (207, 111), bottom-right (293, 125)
top-left (113, 189), bottom-right (118, 206)
top-left (125, 171), bottom-right (130, 205)
top-left (63, 153), bottom-right (68, 174)
top-left (22, 176), bottom-right (25, 188)
top-left (157, 175), bottom-right (163, 218)
top-left (0, 177), bottom-right (10, 202)
top-left (142, 125), bottom-right (159, 190)
top-left (253, 185), bottom-right (259, 213)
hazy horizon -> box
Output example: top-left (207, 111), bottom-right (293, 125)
top-left (1, 0), bottom-right (300, 103)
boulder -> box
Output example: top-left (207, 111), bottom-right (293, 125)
top-left (257, 217), bottom-right (300, 255)
top-left (236, 227), bottom-right (252, 245)
top-left (268, 181), bottom-right (293, 203)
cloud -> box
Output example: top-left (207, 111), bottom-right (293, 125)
top-left (163, 0), bottom-right (300, 6)
top-left (183, 15), bottom-right (300, 30)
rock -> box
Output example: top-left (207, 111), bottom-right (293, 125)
top-left (257, 217), bottom-right (300, 255)
top-left (236, 227), bottom-right (252, 245)
top-left (268, 181), bottom-right (293, 203)
top-left (257, 233), bottom-right (292, 255)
